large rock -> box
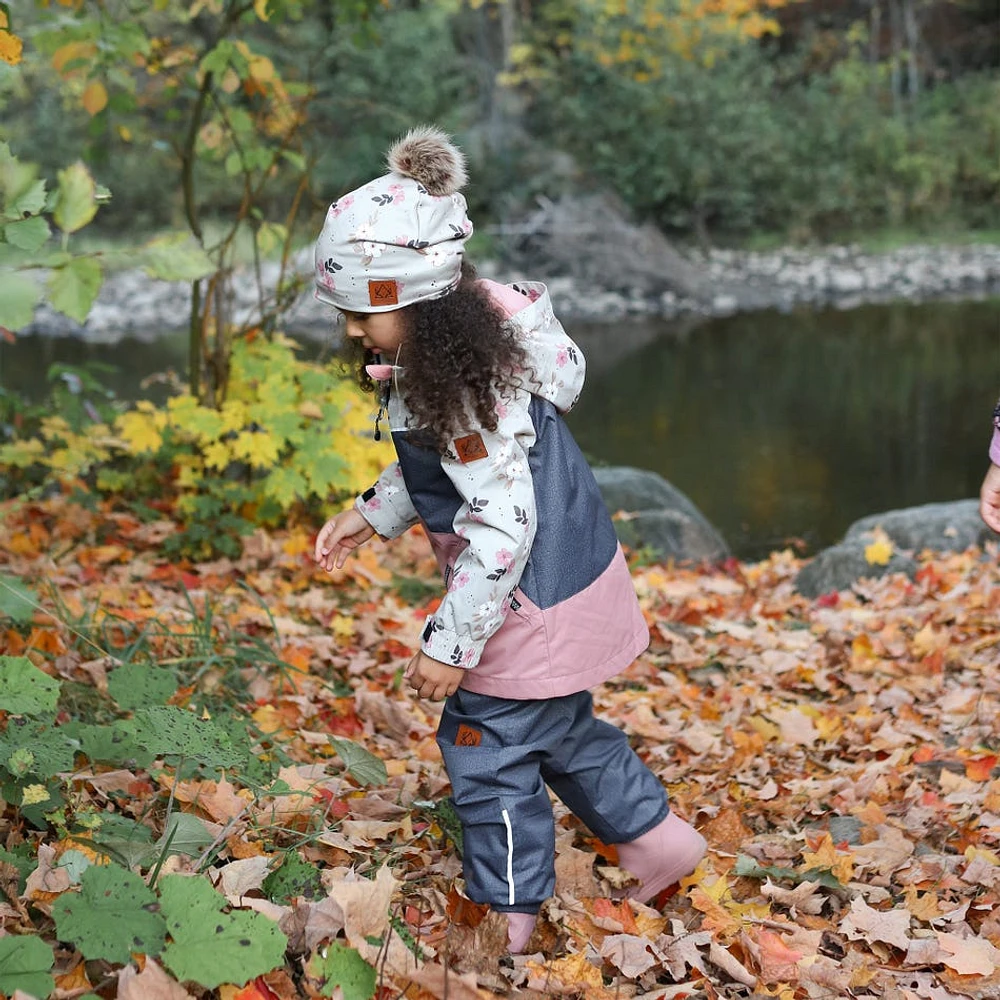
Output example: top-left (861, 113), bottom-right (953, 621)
top-left (592, 466), bottom-right (730, 563)
top-left (501, 192), bottom-right (718, 303)
top-left (844, 499), bottom-right (997, 552)
top-left (795, 539), bottom-right (919, 599)
top-left (796, 499), bottom-right (997, 598)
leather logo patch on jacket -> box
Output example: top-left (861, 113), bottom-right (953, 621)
top-left (454, 432), bottom-right (489, 463)
top-left (455, 724), bottom-right (483, 747)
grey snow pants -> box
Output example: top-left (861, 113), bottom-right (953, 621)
top-left (436, 688), bottom-right (670, 914)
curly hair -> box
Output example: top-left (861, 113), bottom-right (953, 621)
top-left (345, 264), bottom-right (527, 452)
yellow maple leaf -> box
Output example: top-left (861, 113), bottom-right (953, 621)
top-left (116, 409), bottom-right (163, 454)
top-left (526, 950), bottom-right (604, 992)
top-left (330, 614), bottom-right (355, 643)
top-left (802, 833), bottom-right (854, 884)
top-left (232, 429), bottom-right (280, 468)
top-left (202, 440), bottom-right (232, 470)
top-left (864, 528), bottom-right (894, 566)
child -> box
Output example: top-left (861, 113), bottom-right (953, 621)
top-left (313, 126), bottom-right (706, 953)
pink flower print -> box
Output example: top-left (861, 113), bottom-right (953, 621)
top-left (461, 648), bottom-right (475, 667)
top-left (388, 183), bottom-right (406, 204)
top-left (318, 273), bottom-right (336, 292)
top-left (449, 571), bottom-right (471, 592)
top-left (365, 497), bottom-right (382, 510)
top-left (527, 288), bottom-right (541, 302)
top-left (555, 347), bottom-right (569, 368)
top-left (461, 218), bottom-right (473, 235)
top-left (329, 194), bottom-right (354, 218)
top-left (495, 548), bottom-right (515, 570)
top-left (495, 400), bottom-right (508, 419)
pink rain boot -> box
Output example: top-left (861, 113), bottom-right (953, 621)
top-left (615, 812), bottom-right (707, 904)
top-left (505, 912), bottom-right (537, 953)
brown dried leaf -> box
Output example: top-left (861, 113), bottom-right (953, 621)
top-left (116, 958), bottom-right (194, 999)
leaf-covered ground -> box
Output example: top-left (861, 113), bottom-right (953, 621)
top-left (1, 495), bottom-right (999, 999)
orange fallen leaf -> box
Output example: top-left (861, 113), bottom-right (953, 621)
top-left (965, 755), bottom-right (998, 782)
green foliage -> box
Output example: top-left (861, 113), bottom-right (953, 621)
top-left (530, 29), bottom-right (1000, 239)
top-left (158, 874), bottom-right (289, 988)
top-left (0, 142), bottom-right (109, 330)
top-left (329, 736), bottom-right (388, 788)
top-left (52, 863), bottom-right (167, 963)
top-left (0, 717), bottom-right (77, 779)
top-left (0, 576), bottom-right (37, 624)
top-left (307, 941), bottom-right (377, 1000)
top-left (130, 706), bottom-right (251, 770)
top-left (0, 655), bottom-right (59, 713)
top-left (156, 812), bottom-right (215, 861)
top-left (107, 662), bottom-right (179, 711)
top-left (262, 851), bottom-right (323, 903)
top-left (0, 934), bottom-right (55, 1000)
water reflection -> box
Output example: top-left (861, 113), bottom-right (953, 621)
top-left (565, 299), bottom-right (1000, 557)
top-left (2, 299), bottom-right (998, 557)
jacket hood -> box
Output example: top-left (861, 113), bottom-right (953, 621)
top-left (365, 280), bottom-right (586, 415)
top-left (497, 281), bottom-right (586, 415)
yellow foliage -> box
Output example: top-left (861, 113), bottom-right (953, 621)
top-left (51, 40), bottom-right (98, 75)
top-left (82, 80), bottom-right (108, 116)
top-left (0, 29), bottom-right (22, 67)
top-left (21, 784), bottom-right (51, 806)
top-left (232, 429), bottom-right (281, 468)
top-left (117, 409), bottom-right (163, 454)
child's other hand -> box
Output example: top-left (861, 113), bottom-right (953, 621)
top-left (405, 651), bottom-right (465, 700)
top-left (981, 463), bottom-right (1000, 534)
top-left (315, 508), bottom-right (376, 572)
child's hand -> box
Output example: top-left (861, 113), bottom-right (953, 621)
top-left (405, 651), bottom-right (465, 700)
top-left (315, 508), bottom-right (376, 572)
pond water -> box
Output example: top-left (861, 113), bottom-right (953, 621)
top-left (3, 298), bottom-right (998, 559)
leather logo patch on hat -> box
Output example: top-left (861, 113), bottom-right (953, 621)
top-left (368, 280), bottom-right (399, 307)
top-left (455, 724), bottom-right (482, 747)
top-left (454, 432), bottom-right (489, 464)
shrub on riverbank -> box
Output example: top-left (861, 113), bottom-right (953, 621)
top-left (0, 334), bottom-right (392, 558)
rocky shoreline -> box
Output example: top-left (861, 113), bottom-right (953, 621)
top-left (24, 241), bottom-right (1000, 343)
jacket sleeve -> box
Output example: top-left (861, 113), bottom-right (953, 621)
top-left (355, 461), bottom-right (419, 539)
top-left (420, 396), bottom-right (537, 669)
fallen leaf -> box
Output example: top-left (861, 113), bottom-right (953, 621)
top-left (841, 895), bottom-right (912, 950)
top-left (117, 958), bottom-right (194, 999)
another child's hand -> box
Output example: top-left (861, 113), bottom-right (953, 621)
top-left (315, 507), bottom-right (376, 572)
top-left (981, 463), bottom-right (1000, 534)
top-left (405, 651), bottom-right (465, 700)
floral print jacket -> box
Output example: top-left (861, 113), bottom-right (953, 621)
top-left (353, 280), bottom-right (649, 697)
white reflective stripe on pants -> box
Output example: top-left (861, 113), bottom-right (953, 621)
top-left (501, 808), bottom-right (515, 905)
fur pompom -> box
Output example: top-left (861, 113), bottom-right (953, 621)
top-left (387, 126), bottom-right (467, 196)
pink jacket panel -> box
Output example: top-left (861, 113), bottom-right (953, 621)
top-left (427, 532), bottom-right (649, 700)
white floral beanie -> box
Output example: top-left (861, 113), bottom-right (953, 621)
top-left (314, 126), bottom-right (474, 313)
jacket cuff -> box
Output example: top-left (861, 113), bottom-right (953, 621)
top-left (354, 490), bottom-right (412, 540)
top-left (990, 428), bottom-right (1000, 467)
top-left (420, 617), bottom-right (487, 670)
